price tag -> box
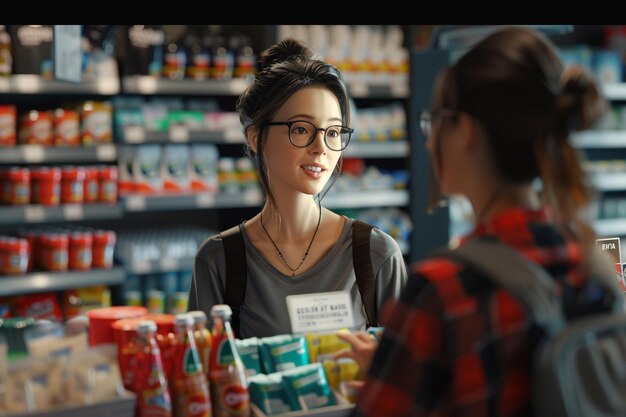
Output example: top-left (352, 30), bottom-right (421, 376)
top-left (96, 144), bottom-right (116, 161)
top-left (125, 195), bottom-right (146, 211)
top-left (349, 82), bottom-right (368, 98)
top-left (169, 125), bottom-right (189, 142)
top-left (286, 291), bottom-right (355, 333)
top-left (25, 206), bottom-right (46, 222)
top-left (243, 187), bottom-right (262, 205)
top-left (63, 204), bottom-right (84, 220)
top-left (124, 126), bottom-right (145, 144)
top-left (196, 193), bottom-right (216, 207)
top-left (160, 258), bottom-right (178, 271)
top-left (390, 82), bottom-right (409, 98)
top-left (23, 145), bottom-right (45, 163)
top-left (224, 129), bottom-right (245, 143)
top-left (132, 260), bottom-right (151, 274)
top-left (596, 237), bottom-right (626, 291)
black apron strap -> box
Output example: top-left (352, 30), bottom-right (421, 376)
top-left (221, 224), bottom-right (247, 338)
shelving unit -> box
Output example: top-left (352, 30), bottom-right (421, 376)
top-left (0, 24), bottom-right (414, 305)
top-left (0, 75), bottom-right (120, 95)
top-left (0, 144), bottom-right (117, 164)
top-left (0, 267), bottom-right (126, 296)
top-left (573, 83), bottom-right (626, 239)
top-left (0, 204), bottom-right (123, 224)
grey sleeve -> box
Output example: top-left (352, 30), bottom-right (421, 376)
top-left (371, 230), bottom-right (409, 317)
top-left (187, 237), bottom-right (227, 317)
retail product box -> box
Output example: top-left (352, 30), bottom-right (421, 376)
top-left (4, 391), bottom-right (135, 417)
top-left (251, 390), bottom-right (354, 417)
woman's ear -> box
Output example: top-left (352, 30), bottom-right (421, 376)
top-left (247, 127), bottom-right (259, 153)
top-left (459, 113), bottom-right (483, 150)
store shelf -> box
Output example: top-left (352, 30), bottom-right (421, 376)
top-left (590, 173), bottom-right (626, 191)
top-left (324, 189), bottom-right (409, 208)
top-left (120, 126), bottom-right (245, 144)
top-left (0, 75), bottom-right (119, 95)
top-left (594, 218), bottom-right (626, 237)
top-left (345, 79), bottom-right (409, 99)
top-left (602, 83), bottom-right (626, 100)
top-left (572, 130), bottom-right (626, 148)
top-left (0, 204), bottom-right (123, 224)
top-left (121, 188), bottom-right (263, 212)
top-left (122, 76), bottom-right (251, 96)
top-left (126, 257), bottom-right (195, 274)
top-left (342, 141), bottom-right (409, 158)
top-left (0, 144), bottom-right (117, 164)
top-left (0, 266), bottom-right (127, 296)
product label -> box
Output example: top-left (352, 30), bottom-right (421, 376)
top-left (223, 385), bottom-right (249, 412)
top-left (217, 338), bottom-right (235, 366)
top-left (286, 291), bottom-right (355, 333)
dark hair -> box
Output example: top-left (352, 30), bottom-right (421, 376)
top-left (438, 26), bottom-right (606, 247)
top-left (236, 37), bottom-right (351, 210)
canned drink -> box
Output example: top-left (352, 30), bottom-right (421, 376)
top-left (147, 290), bottom-right (165, 314)
top-left (170, 291), bottom-right (188, 315)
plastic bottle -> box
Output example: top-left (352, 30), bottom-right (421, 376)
top-left (171, 313), bottom-right (212, 417)
top-left (189, 310), bottom-right (212, 381)
top-left (134, 320), bottom-right (173, 417)
top-left (209, 304), bottom-right (250, 417)
top-left (0, 26), bottom-right (12, 77)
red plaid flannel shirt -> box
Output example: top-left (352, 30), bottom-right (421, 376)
top-left (352, 207), bottom-right (617, 417)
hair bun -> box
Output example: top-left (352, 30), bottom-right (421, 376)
top-left (259, 37), bottom-right (313, 71)
top-left (556, 65), bottom-right (607, 132)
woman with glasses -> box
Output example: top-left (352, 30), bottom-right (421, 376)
top-left (338, 26), bottom-right (623, 416)
top-left (187, 37), bottom-right (407, 338)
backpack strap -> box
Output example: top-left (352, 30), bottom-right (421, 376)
top-left (352, 220), bottom-right (378, 327)
top-left (220, 224), bottom-right (247, 337)
top-left (436, 237), bottom-right (565, 335)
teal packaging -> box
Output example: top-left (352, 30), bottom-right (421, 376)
top-left (281, 363), bottom-right (336, 411)
top-left (235, 337), bottom-right (262, 377)
top-left (248, 373), bottom-right (293, 415)
top-left (259, 334), bottom-right (309, 374)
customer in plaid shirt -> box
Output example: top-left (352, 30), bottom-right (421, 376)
top-left (337, 26), bottom-right (623, 417)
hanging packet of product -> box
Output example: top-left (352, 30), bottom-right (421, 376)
top-left (258, 334), bottom-right (309, 374)
top-left (248, 372), bottom-right (293, 416)
top-left (280, 363), bottom-right (336, 411)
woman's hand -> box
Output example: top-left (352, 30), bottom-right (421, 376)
top-left (333, 330), bottom-right (379, 379)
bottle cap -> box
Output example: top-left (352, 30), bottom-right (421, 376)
top-left (188, 310), bottom-right (208, 325)
top-left (136, 320), bottom-right (157, 335)
top-left (174, 313), bottom-right (194, 327)
top-left (210, 304), bottom-right (232, 319)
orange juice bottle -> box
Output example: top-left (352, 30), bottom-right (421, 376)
top-left (209, 305), bottom-right (249, 417)
top-left (189, 310), bottom-right (212, 381)
top-left (170, 313), bottom-right (212, 417)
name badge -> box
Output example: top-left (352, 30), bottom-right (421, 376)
top-left (286, 291), bottom-right (355, 333)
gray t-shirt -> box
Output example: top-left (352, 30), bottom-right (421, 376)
top-left (188, 216), bottom-right (408, 338)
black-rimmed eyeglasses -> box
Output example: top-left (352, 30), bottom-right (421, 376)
top-left (418, 109), bottom-right (459, 137)
top-left (265, 120), bottom-right (354, 151)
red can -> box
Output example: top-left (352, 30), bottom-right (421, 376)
top-left (31, 167), bottom-right (61, 206)
top-left (68, 231), bottom-right (93, 270)
top-left (41, 232), bottom-right (69, 272)
top-left (61, 166), bottom-right (85, 204)
top-left (86, 305), bottom-right (147, 346)
top-left (0, 105), bottom-right (17, 146)
top-left (83, 167), bottom-right (99, 203)
top-left (6, 167), bottom-right (30, 205)
top-left (2, 237), bottom-right (29, 275)
top-left (17, 229), bottom-right (37, 272)
top-left (98, 166), bottom-right (118, 203)
top-left (92, 229), bottom-right (116, 269)
top-left (53, 108), bottom-right (80, 146)
top-left (19, 110), bottom-right (53, 146)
